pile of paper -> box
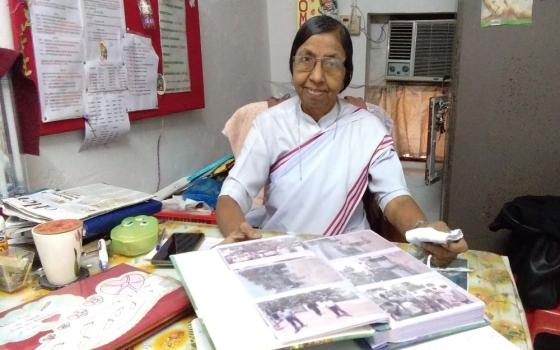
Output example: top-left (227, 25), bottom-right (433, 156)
top-left (3, 216), bottom-right (36, 245)
top-left (2, 184), bottom-right (153, 223)
top-left (1, 184), bottom-right (153, 243)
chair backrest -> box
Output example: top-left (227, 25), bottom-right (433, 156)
top-left (222, 101), bottom-right (269, 158)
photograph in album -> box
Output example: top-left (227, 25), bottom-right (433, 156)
top-left (304, 229), bottom-right (394, 260)
top-left (233, 256), bottom-right (344, 298)
top-left (217, 235), bottom-right (307, 266)
top-left (331, 247), bottom-right (431, 286)
top-left (256, 284), bottom-right (387, 342)
top-left (362, 272), bottom-right (479, 322)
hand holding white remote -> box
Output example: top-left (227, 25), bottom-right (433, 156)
top-left (405, 227), bottom-right (464, 246)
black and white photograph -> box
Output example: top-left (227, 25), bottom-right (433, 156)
top-left (304, 230), bottom-right (394, 260)
top-left (217, 236), bottom-right (307, 265)
top-left (333, 249), bottom-right (431, 286)
top-left (256, 286), bottom-right (387, 342)
top-left (363, 275), bottom-right (474, 322)
top-left (234, 257), bottom-right (344, 298)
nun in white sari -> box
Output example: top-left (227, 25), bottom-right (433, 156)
top-left (216, 15), bottom-right (467, 266)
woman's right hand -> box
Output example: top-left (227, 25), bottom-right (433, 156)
top-left (222, 222), bottom-right (262, 244)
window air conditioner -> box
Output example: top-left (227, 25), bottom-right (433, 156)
top-left (386, 19), bottom-right (456, 82)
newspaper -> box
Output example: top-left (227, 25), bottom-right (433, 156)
top-left (1, 184), bottom-right (153, 223)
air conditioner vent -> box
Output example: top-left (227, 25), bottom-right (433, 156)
top-left (414, 21), bottom-right (455, 77)
top-left (386, 19), bottom-right (456, 82)
top-left (388, 22), bottom-right (413, 60)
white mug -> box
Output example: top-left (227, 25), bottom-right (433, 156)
top-left (32, 219), bottom-right (83, 286)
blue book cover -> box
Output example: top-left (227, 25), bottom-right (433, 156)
top-left (83, 199), bottom-right (162, 241)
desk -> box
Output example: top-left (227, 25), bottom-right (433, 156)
top-left (0, 221), bottom-right (533, 350)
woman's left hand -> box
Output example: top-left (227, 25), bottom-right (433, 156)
top-left (419, 221), bottom-right (468, 267)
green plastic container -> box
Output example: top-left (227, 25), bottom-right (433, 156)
top-left (110, 215), bottom-right (158, 256)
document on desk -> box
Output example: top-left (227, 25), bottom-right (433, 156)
top-left (1, 183), bottom-right (153, 222)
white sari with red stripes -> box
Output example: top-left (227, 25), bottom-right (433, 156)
top-left (262, 103), bottom-right (402, 235)
top-left (220, 96), bottom-right (410, 236)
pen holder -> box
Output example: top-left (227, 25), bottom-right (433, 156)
top-left (0, 246), bottom-right (34, 293)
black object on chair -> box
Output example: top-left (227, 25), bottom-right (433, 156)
top-left (489, 195), bottom-right (560, 309)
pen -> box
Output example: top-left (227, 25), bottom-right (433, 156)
top-left (98, 239), bottom-right (109, 270)
top-left (156, 228), bottom-right (167, 251)
top-left (432, 267), bottom-right (474, 273)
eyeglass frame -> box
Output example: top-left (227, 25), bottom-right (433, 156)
top-left (292, 55), bottom-right (346, 74)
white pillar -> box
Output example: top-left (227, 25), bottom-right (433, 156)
top-left (0, 0), bottom-right (15, 49)
top-left (0, 0), bottom-right (28, 196)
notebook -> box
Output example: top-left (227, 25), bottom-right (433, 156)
top-left (0, 264), bottom-right (190, 349)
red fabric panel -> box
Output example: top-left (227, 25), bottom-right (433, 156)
top-left (0, 48), bottom-right (18, 77)
top-left (0, 48), bottom-right (41, 155)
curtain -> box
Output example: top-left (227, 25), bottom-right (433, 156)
top-left (366, 85), bottom-right (446, 161)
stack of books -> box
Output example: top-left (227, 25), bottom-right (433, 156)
top-left (1, 183), bottom-right (161, 241)
top-left (171, 230), bottom-right (487, 350)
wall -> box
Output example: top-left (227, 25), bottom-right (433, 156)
top-left (266, 0), bottom-right (457, 97)
top-left (0, 0), bottom-right (271, 194)
top-left (445, 0), bottom-right (560, 252)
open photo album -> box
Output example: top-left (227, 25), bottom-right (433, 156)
top-left (171, 230), bottom-right (486, 350)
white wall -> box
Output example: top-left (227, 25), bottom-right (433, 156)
top-left (0, 0), bottom-right (271, 193)
top-left (266, 0), bottom-right (457, 97)
top-left (1, 0), bottom-right (459, 194)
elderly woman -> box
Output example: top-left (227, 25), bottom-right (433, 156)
top-left (216, 15), bottom-right (467, 266)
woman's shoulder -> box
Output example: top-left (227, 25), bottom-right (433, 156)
top-left (254, 96), bottom-right (298, 126)
top-left (340, 99), bottom-right (390, 135)
top-left (364, 103), bottom-right (394, 133)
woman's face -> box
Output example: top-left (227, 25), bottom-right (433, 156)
top-left (292, 32), bottom-right (346, 121)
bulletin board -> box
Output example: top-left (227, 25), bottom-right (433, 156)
top-left (8, 0), bottom-right (204, 138)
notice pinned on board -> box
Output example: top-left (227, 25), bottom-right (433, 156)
top-left (80, 91), bottom-right (130, 151)
top-left (123, 34), bottom-right (159, 112)
top-left (83, 1), bottom-right (126, 62)
top-left (158, 0), bottom-right (191, 93)
top-left (481, 0), bottom-right (533, 27)
top-left (80, 0), bottom-right (130, 150)
top-left (28, 0), bottom-right (159, 144)
top-left (29, 1), bottom-right (85, 122)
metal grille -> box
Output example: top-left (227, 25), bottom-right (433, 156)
top-left (413, 21), bottom-right (455, 78)
top-left (388, 22), bottom-right (413, 60)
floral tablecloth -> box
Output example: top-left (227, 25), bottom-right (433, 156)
top-left (0, 221), bottom-right (532, 350)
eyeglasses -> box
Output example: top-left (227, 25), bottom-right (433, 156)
top-left (292, 55), bottom-right (345, 74)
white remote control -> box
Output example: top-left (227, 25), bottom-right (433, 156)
top-left (405, 227), bottom-right (464, 245)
